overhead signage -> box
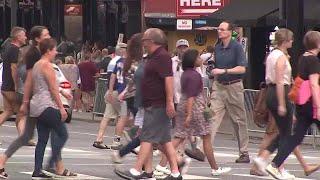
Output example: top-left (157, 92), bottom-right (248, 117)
top-left (177, 0), bottom-right (224, 17)
top-left (177, 19), bottom-right (193, 30)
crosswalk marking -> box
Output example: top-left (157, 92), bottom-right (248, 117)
top-left (232, 173), bottom-right (315, 180)
top-left (183, 174), bottom-right (219, 179)
top-left (20, 172), bottom-right (108, 179)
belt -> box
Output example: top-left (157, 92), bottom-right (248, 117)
top-left (218, 79), bottom-right (242, 85)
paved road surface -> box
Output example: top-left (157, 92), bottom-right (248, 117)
top-left (0, 119), bottom-right (319, 180)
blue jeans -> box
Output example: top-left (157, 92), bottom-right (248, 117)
top-left (34, 107), bottom-right (68, 174)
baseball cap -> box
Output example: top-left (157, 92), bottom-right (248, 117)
top-left (176, 39), bottom-right (189, 48)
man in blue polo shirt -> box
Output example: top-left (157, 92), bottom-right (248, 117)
top-left (210, 21), bottom-right (250, 163)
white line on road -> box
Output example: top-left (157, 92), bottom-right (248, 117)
top-left (232, 173), bottom-right (315, 180)
top-left (20, 172), bottom-right (108, 179)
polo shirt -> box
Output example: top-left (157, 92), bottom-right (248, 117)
top-left (141, 47), bottom-right (173, 108)
top-left (214, 40), bottom-right (247, 82)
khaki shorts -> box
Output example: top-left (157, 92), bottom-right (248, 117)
top-left (1, 91), bottom-right (19, 113)
top-left (103, 91), bottom-right (128, 119)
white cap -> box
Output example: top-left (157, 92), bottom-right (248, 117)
top-left (176, 39), bottom-right (189, 48)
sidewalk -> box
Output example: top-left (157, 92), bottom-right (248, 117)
top-left (72, 111), bottom-right (102, 123)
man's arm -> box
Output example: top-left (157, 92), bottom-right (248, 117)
top-left (11, 63), bottom-right (18, 90)
top-left (165, 76), bottom-right (174, 104)
top-left (165, 76), bottom-right (175, 118)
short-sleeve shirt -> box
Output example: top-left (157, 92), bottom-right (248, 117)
top-left (214, 40), bottom-right (247, 82)
top-left (141, 47), bottom-right (173, 108)
top-left (298, 55), bottom-right (320, 80)
top-left (112, 58), bottom-right (126, 93)
top-left (25, 46), bottom-right (41, 70)
top-left (78, 60), bottom-right (98, 92)
top-left (1, 43), bottom-right (19, 91)
top-left (181, 69), bottom-right (203, 98)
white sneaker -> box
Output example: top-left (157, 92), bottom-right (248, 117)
top-left (211, 167), bottom-right (232, 176)
top-left (111, 151), bottom-right (122, 164)
top-left (281, 169), bottom-right (295, 179)
top-left (253, 157), bottom-right (268, 174)
top-left (155, 165), bottom-right (171, 175)
top-left (153, 150), bottom-right (160, 156)
top-left (179, 157), bottom-right (191, 175)
top-left (266, 164), bottom-right (284, 179)
top-left (133, 146), bottom-right (140, 154)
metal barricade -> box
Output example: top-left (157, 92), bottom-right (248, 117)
top-left (244, 89), bottom-right (320, 148)
top-left (92, 78), bottom-right (108, 121)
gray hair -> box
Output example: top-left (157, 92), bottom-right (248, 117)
top-left (144, 28), bottom-right (167, 45)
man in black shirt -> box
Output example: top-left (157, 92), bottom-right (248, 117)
top-left (0, 27), bottom-right (27, 134)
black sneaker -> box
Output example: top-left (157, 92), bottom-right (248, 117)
top-left (163, 174), bottom-right (183, 180)
top-left (235, 153), bottom-right (250, 163)
top-left (32, 171), bottom-right (52, 179)
top-left (114, 168), bottom-right (142, 180)
top-left (140, 172), bottom-right (154, 179)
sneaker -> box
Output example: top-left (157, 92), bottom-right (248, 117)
top-left (211, 167), bottom-right (232, 176)
top-left (155, 165), bottom-right (171, 176)
top-left (184, 148), bottom-right (205, 162)
top-left (114, 168), bottom-right (143, 180)
top-left (112, 151), bottom-right (123, 164)
top-left (250, 168), bottom-right (268, 176)
top-left (235, 153), bottom-right (250, 163)
top-left (281, 169), bottom-right (295, 179)
top-left (140, 172), bottom-right (154, 179)
top-left (253, 157), bottom-right (268, 175)
top-left (0, 168), bottom-right (8, 179)
top-left (153, 150), bottom-right (160, 156)
top-left (163, 174), bottom-right (183, 180)
top-left (178, 157), bottom-right (191, 175)
top-left (32, 171), bottom-right (52, 179)
top-left (266, 164), bottom-right (284, 179)
top-left (110, 140), bottom-right (123, 150)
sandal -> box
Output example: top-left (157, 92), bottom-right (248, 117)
top-left (0, 168), bottom-right (8, 179)
top-left (60, 169), bottom-right (77, 177)
top-left (93, 141), bottom-right (110, 149)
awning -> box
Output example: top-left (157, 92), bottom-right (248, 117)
top-left (204, 0), bottom-right (279, 26)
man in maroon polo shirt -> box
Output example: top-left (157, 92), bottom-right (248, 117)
top-left (115, 28), bottom-right (182, 180)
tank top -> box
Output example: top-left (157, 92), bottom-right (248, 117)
top-left (30, 61), bottom-right (58, 117)
top-left (265, 49), bottom-right (292, 85)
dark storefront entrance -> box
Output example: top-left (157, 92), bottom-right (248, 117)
top-left (0, 0), bottom-right (141, 48)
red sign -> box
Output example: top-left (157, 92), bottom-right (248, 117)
top-left (64, 4), bottom-right (82, 16)
top-left (176, 0), bottom-right (225, 17)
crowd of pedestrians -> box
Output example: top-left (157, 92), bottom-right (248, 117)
top-left (1, 21), bottom-right (320, 180)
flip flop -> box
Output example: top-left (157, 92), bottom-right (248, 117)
top-left (93, 141), bottom-right (110, 149)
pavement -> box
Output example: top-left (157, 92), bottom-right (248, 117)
top-left (0, 112), bottom-right (319, 179)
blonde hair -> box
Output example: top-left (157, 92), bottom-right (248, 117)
top-left (65, 56), bottom-right (75, 64)
top-left (274, 28), bottom-right (294, 47)
top-left (303, 31), bottom-right (320, 50)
